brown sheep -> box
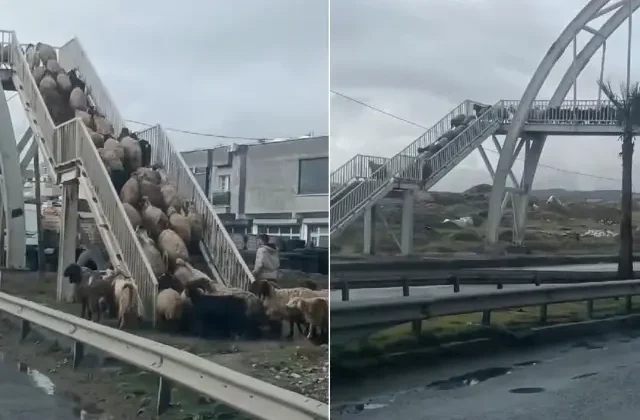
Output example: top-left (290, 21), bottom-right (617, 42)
top-left (287, 296), bottom-right (328, 340)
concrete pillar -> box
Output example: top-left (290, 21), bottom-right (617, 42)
top-left (401, 189), bottom-right (414, 255)
top-left (363, 205), bottom-right (377, 255)
top-left (57, 181), bottom-right (79, 303)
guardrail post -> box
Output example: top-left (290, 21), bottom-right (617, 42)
top-left (448, 275), bottom-right (460, 293)
top-left (496, 282), bottom-right (503, 290)
top-left (411, 320), bottom-right (422, 336)
top-left (481, 311), bottom-right (491, 326)
top-left (539, 304), bottom-right (548, 324)
top-left (341, 281), bottom-right (350, 301)
top-left (72, 341), bottom-right (84, 370)
top-left (156, 376), bottom-right (172, 415)
top-left (402, 278), bottom-right (410, 296)
top-left (532, 273), bottom-right (540, 287)
top-left (20, 319), bottom-right (30, 341)
top-left (586, 300), bottom-right (594, 319)
top-left (625, 296), bottom-right (633, 313)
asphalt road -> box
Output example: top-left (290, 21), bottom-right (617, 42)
top-left (331, 331), bottom-right (640, 420)
top-left (331, 283), bottom-right (555, 301)
top-left (0, 356), bottom-right (96, 420)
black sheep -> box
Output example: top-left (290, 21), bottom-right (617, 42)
top-left (67, 69), bottom-right (86, 93)
top-left (183, 285), bottom-right (249, 339)
top-left (139, 139), bottom-right (152, 167)
top-left (157, 272), bottom-right (184, 293)
top-left (117, 127), bottom-right (130, 140)
top-left (110, 168), bottom-right (128, 196)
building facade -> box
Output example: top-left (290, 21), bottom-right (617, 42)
top-left (181, 136), bottom-right (329, 247)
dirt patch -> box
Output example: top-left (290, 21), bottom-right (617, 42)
top-left (0, 271), bottom-right (328, 418)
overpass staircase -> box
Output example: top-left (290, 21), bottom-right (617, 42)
top-left (330, 100), bottom-right (504, 237)
top-left (0, 30), bottom-right (254, 320)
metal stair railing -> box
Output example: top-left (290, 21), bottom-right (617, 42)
top-left (330, 154), bottom-right (389, 197)
top-left (400, 101), bottom-right (503, 189)
top-left (3, 30), bottom-right (158, 318)
top-left (330, 101), bottom-right (471, 232)
top-left (58, 38), bottom-right (255, 291)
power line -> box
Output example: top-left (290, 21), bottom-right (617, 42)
top-left (331, 90), bottom-right (623, 183)
top-left (125, 119), bottom-right (295, 142)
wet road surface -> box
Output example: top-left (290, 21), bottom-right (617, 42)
top-left (0, 359), bottom-right (79, 420)
top-left (331, 331), bottom-right (640, 419)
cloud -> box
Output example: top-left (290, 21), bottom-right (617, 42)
top-left (3, 0), bottom-right (328, 150)
top-left (331, 0), bottom-right (640, 192)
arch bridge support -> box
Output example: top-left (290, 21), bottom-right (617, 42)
top-left (485, 0), bottom-right (640, 247)
top-left (0, 84), bottom-right (25, 267)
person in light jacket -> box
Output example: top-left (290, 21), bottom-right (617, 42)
top-left (252, 234), bottom-right (280, 282)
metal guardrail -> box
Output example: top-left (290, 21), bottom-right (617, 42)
top-left (331, 279), bottom-right (640, 345)
top-left (330, 271), bottom-right (634, 301)
top-left (0, 290), bottom-right (328, 419)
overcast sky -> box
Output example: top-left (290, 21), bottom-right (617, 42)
top-left (3, 0), bottom-right (328, 151)
top-left (331, 0), bottom-right (640, 192)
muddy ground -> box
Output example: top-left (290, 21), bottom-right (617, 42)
top-left (0, 271), bottom-right (328, 419)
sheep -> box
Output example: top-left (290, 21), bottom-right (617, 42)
top-left (253, 280), bottom-right (323, 338)
top-left (158, 228), bottom-right (189, 268)
top-left (157, 271), bottom-right (184, 293)
top-left (284, 299), bottom-right (308, 339)
top-left (24, 44), bottom-right (38, 70)
top-left (69, 87), bottom-right (88, 111)
top-left (287, 296), bottom-right (328, 341)
top-left (136, 227), bottom-right (167, 277)
top-left (35, 42), bottom-right (56, 64)
top-left (63, 263), bottom-right (113, 322)
top-left (32, 66), bottom-right (46, 85)
top-left (75, 109), bottom-right (93, 129)
top-left (120, 176), bottom-right (141, 207)
top-left (140, 198), bottom-right (169, 239)
top-left (104, 137), bottom-right (125, 162)
top-left (113, 277), bottom-right (141, 329)
top-left (156, 288), bottom-right (187, 332)
top-left (136, 166), bottom-right (162, 185)
top-left (120, 135), bottom-right (142, 173)
top-left (160, 181), bottom-right (182, 213)
top-left (122, 202), bottom-right (142, 229)
top-left (139, 139), bottom-right (152, 167)
top-left (185, 201), bottom-right (204, 244)
top-left (67, 69), bottom-right (86, 93)
top-left (86, 129), bottom-right (105, 148)
top-left (167, 205), bottom-right (191, 245)
top-left (183, 283), bottom-right (249, 339)
top-left (172, 258), bottom-right (214, 292)
top-left (137, 174), bottom-right (164, 210)
top-left (45, 59), bottom-right (63, 74)
top-left (91, 111), bottom-right (114, 138)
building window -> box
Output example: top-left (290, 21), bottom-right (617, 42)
top-left (218, 175), bottom-right (231, 192)
top-left (191, 166), bottom-right (207, 175)
top-left (308, 224), bottom-right (328, 248)
top-left (298, 157), bottom-right (328, 195)
top-left (256, 224), bottom-right (301, 239)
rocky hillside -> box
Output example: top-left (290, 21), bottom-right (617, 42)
top-left (332, 184), bottom-right (632, 255)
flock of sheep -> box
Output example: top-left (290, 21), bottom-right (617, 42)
top-left (28, 42), bottom-right (329, 344)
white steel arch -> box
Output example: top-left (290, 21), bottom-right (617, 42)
top-left (485, 0), bottom-right (637, 246)
top-left (0, 85), bottom-right (25, 267)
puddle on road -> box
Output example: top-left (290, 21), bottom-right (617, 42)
top-left (333, 401), bottom-right (389, 415)
top-left (571, 372), bottom-right (599, 380)
top-left (509, 387), bottom-right (545, 394)
top-left (513, 360), bottom-right (540, 367)
top-left (13, 360), bottom-right (113, 419)
top-left (572, 341), bottom-right (605, 350)
top-left (426, 367), bottom-right (512, 390)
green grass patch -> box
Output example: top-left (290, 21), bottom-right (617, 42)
top-left (333, 298), bottom-right (633, 360)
